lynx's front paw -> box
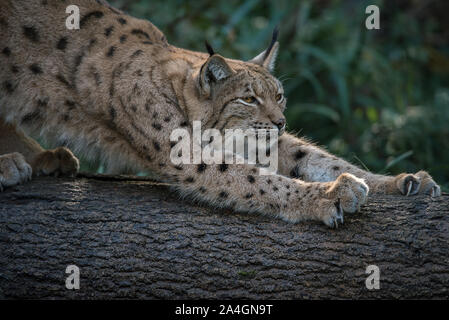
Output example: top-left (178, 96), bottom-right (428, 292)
top-left (320, 173), bottom-right (369, 228)
top-left (32, 147), bottom-right (79, 177)
top-left (394, 171), bottom-right (441, 197)
top-left (0, 152), bottom-right (32, 191)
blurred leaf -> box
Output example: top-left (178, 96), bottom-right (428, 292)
top-left (293, 103), bottom-right (341, 123)
top-left (385, 150), bottom-right (414, 171)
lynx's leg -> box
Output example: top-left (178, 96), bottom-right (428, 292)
top-left (0, 119), bottom-right (79, 191)
top-left (149, 136), bottom-right (367, 228)
top-left (278, 133), bottom-right (441, 197)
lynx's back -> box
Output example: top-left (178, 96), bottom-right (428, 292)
top-left (0, 0), bottom-right (168, 126)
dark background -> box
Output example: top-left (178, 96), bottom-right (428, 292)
top-left (103, 0), bottom-right (448, 190)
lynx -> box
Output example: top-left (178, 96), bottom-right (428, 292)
top-left (0, 0), bottom-right (440, 227)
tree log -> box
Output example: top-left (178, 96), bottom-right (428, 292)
top-left (0, 174), bottom-right (448, 299)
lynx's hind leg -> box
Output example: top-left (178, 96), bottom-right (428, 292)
top-left (0, 152), bottom-right (32, 191)
top-left (31, 147), bottom-right (79, 177)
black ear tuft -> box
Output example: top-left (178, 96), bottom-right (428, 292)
top-left (263, 26), bottom-right (279, 61)
top-left (205, 41), bottom-right (215, 56)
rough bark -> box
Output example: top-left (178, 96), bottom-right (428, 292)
top-left (0, 174), bottom-right (448, 299)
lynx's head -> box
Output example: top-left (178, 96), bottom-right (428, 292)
top-left (195, 29), bottom-right (286, 135)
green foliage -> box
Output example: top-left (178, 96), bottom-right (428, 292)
top-left (112, 0), bottom-right (449, 190)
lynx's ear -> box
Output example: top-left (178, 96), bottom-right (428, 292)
top-left (198, 54), bottom-right (234, 97)
top-left (248, 27), bottom-right (279, 73)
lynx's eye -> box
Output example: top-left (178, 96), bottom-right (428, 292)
top-left (243, 96), bottom-right (257, 104)
top-left (276, 94), bottom-right (283, 102)
top-left (237, 96), bottom-right (258, 106)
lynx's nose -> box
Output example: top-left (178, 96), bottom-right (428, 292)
top-left (273, 118), bottom-right (286, 133)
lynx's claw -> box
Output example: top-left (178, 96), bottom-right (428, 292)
top-left (415, 171), bottom-right (441, 197)
top-left (327, 199), bottom-right (344, 229)
top-left (396, 174), bottom-right (421, 196)
top-left (430, 185), bottom-right (441, 197)
top-left (395, 171), bottom-right (441, 197)
top-left (405, 179), bottom-right (415, 196)
top-left (320, 173), bottom-right (369, 228)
